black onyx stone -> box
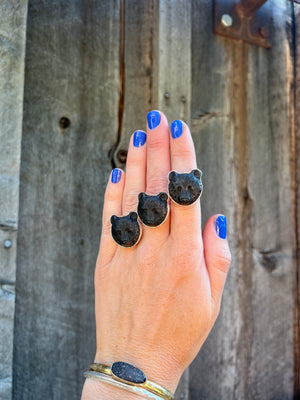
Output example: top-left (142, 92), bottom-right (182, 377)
top-left (168, 169), bottom-right (203, 206)
top-left (110, 212), bottom-right (141, 247)
top-left (111, 362), bottom-right (146, 384)
top-left (138, 192), bottom-right (169, 227)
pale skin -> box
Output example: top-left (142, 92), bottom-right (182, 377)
top-left (81, 110), bottom-right (231, 400)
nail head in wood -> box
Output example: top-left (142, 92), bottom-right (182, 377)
top-left (221, 14), bottom-right (233, 27)
top-left (4, 239), bottom-right (12, 249)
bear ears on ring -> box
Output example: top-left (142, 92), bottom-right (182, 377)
top-left (169, 169), bottom-right (202, 181)
top-left (138, 192), bottom-right (168, 201)
top-left (110, 211), bottom-right (138, 224)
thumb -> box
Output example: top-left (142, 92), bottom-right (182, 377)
top-left (203, 214), bottom-right (231, 311)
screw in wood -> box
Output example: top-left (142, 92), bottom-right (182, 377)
top-left (221, 14), bottom-right (233, 27)
top-left (164, 92), bottom-right (170, 99)
top-left (4, 239), bottom-right (12, 249)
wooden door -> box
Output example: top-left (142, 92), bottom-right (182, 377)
top-left (0, 1), bottom-right (299, 399)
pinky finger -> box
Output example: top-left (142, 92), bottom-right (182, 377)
top-left (97, 168), bottom-right (125, 267)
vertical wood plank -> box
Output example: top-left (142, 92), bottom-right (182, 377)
top-left (0, 1), bottom-right (28, 399)
top-left (156, 0), bottom-right (192, 125)
top-left (112, 0), bottom-right (158, 168)
top-left (190, 1), bottom-right (296, 399)
top-left (189, 1), bottom-right (237, 398)
top-left (13, 2), bottom-right (120, 399)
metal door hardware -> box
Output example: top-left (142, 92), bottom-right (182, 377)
top-left (214, 0), bottom-right (271, 48)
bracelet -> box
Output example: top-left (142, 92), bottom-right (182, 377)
top-left (84, 361), bottom-right (174, 400)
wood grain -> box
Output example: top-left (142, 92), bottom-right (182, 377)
top-left (0, 1), bottom-right (28, 399)
top-left (13, 1), bottom-right (120, 398)
top-left (189, 0), bottom-right (296, 399)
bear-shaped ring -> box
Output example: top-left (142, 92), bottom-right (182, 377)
top-left (168, 169), bottom-right (203, 206)
top-left (138, 192), bottom-right (169, 227)
top-left (111, 211), bottom-right (141, 247)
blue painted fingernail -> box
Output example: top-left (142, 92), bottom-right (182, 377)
top-left (171, 120), bottom-right (183, 139)
top-left (147, 111), bottom-right (161, 130)
top-left (216, 215), bottom-right (227, 239)
top-left (133, 130), bottom-right (146, 147)
top-left (111, 168), bottom-right (122, 183)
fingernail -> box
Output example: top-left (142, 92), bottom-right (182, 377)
top-left (147, 111), bottom-right (161, 130)
top-left (133, 130), bottom-right (146, 147)
top-left (111, 168), bottom-right (122, 183)
top-left (216, 215), bottom-right (227, 239)
top-left (171, 120), bottom-right (183, 139)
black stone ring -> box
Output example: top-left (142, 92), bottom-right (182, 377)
top-left (137, 192), bottom-right (169, 227)
top-left (110, 211), bottom-right (141, 247)
top-left (168, 169), bottom-right (203, 206)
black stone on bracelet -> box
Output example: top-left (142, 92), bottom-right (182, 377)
top-left (111, 361), bottom-right (146, 384)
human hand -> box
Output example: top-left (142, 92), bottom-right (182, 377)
top-left (82, 110), bottom-right (231, 399)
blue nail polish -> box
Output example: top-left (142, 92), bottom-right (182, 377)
top-left (111, 168), bottom-right (122, 183)
top-left (147, 111), bottom-right (161, 130)
top-left (216, 215), bottom-right (227, 239)
top-left (171, 120), bottom-right (183, 139)
top-left (133, 130), bottom-right (146, 147)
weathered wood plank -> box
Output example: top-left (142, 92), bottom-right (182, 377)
top-left (13, 1), bottom-right (120, 399)
top-left (155, 0), bottom-right (192, 125)
top-left (0, 1), bottom-right (28, 399)
top-left (190, 0), bottom-right (296, 399)
top-left (112, 0), bottom-right (158, 168)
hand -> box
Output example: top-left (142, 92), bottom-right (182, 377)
top-left (82, 110), bottom-right (231, 399)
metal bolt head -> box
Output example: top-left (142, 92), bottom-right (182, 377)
top-left (181, 96), bottom-right (186, 103)
top-left (180, 394), bottom-right (185, 400)
top-left (4, 239), bottom-right (12, 249)
top-left (221, 14), bottom-right (233, 27)
top-left (164, 92), bottom-right (170, 99)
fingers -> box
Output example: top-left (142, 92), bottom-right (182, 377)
top-left (202, 215), bottom-right (231, 310)
top-left (146, 110), bottom-right (171, 194)
top-left (142, 110), bottom-right (171, 241)
top-left (169, 120), bottom-right (202, 239)
top-left (97, 168), bottom-right (125, 266)
top-left (122, 130), bottom-right (147, 214)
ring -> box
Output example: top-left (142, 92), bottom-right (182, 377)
top-left (111, 211), bottom-right (141, 247)
top-left (137, 192), bottom-right (169, 227)
top-left (168, 169), bottom-right (203, 206)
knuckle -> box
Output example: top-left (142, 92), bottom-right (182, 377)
top-left (147, 177), bottom-right (168, 194)
top-left (147, 137), bottom-right (166, 152)
top-left (102, 216), bottom-right (112, 236)
top-left (214, 249), bottom-right (232, 273)
top-left (104, 190), bottom-right (114, 203)
top-left (123, 191), bottom-right (138, 213)
top-left (171, 248), bottom-right (202, 277)
top-left (172, 147), bottom-right (195, 161)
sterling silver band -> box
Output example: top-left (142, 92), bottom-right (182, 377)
top-left (84, 370), bottom-right (167, 400)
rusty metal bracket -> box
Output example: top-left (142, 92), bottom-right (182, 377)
top-left (214, 0), bottom-right (271, 48)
